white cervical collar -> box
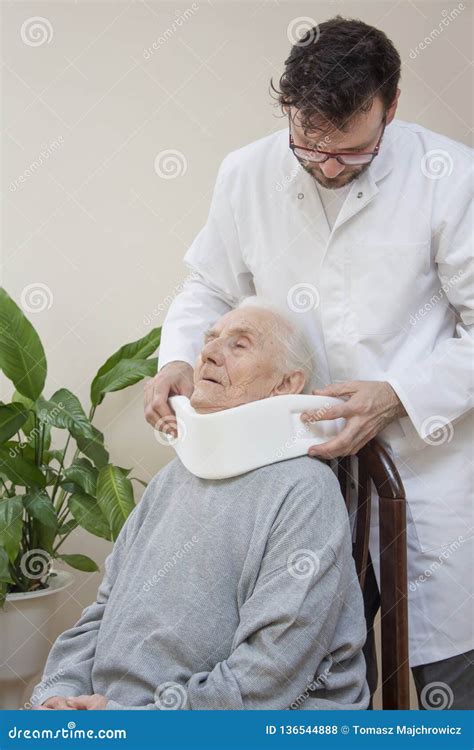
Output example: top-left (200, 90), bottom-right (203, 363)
top-left (165, 394), bottom-right (347, 480)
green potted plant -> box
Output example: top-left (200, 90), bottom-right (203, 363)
top-left (0, 287), bottom-right (160, 707)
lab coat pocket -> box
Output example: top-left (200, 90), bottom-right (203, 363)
top-left (349, 242), bottom-right (430, 335)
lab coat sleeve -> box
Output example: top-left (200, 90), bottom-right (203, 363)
top-left (106, 473), bottom-right (368, 711)
top-left (157, 157), bottom-right (255, 370)
top-left (29, 478), bottom-right (159, 707)
top-left (386, 166), bottom-right (474, 441)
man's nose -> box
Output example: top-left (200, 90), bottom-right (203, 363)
top-left (319, 158), bottom-right (346, 178)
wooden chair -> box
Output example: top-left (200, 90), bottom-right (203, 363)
top-left (334, 439), bottom-right (410, 709)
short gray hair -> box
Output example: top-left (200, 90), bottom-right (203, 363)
top-left (236, 295), bottom-right (315, 392)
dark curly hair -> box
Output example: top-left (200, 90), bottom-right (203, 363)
top-left (271, 16), bottom-right (401, 135)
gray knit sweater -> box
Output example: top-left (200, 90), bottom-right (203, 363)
top-left (31, 455), bottom-right (369, 710)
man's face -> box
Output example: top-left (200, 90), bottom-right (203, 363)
top-left (288, 97), bottom-right (387, 189)
top-left (190, 307), bottom-right (305, 414)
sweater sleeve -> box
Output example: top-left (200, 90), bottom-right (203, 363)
top-left (29, 476), bottom-right (160, 707)
top-left (106, 469), bottom-right (368, 711)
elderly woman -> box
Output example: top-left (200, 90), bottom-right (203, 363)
top-left (30, 299), bottom-right (369, 711)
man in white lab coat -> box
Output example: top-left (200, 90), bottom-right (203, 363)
top-left (144, 17), bottom-right (473, 709)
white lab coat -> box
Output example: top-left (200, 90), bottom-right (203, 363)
top-left (158, 119), bottom-right (473, 667)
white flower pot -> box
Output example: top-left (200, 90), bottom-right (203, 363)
top-left (0, 570), bottom-right (74, 709)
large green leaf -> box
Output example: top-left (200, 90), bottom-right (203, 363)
top-left (0, 447), bottom-right (46, 487)
top-left (0, 547), bottom-right (14, 584)
top-left (0, 495), bottom-right (24, 562)
top-left (68, 492), bottom-right (111, 540)
top-left (58, 553), bottom-right (99, 572)
top-left (0, 288), bottom-right (47, 400)
top-left (96, 465), bottom-right (135, 540)
top-left (90, 327), bottom-right (161, 396)
top-left (11, 390), bottom-right (36, 437)
top-left (23, 490), bottom-right (58, 529)
top-left (0, 403), bottom-right (30, 444)
top-left (90, 358), bottom-right (158, 407)
top-left (75, 427), bottom-right (109, 469)
top-left (62, 458), bottom-right (98, 496)
top-left (46, 389), bottom-right (108, 468)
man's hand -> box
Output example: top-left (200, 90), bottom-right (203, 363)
top-left (144, 360), bottom-right (194, 438)
top-left (301, 380), bottom-right (407, 460)
top-left (32, 696), bottom-right (77, 710)
top-left (66, 694), bottom-right (108, 710)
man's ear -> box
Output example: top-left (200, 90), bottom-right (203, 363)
top-left (385, 88), bottom-right (400, 126)
top-left (271, 370), bottom-right (306, 396)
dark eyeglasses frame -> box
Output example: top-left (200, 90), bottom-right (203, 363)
top-left (288, 114), bottom-right (386, 166)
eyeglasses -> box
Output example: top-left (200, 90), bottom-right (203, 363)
top-left (288, 114), bottom-right (386, 166)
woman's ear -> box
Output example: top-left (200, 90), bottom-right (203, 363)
top-left (271, 370), bottom-right (306, 396)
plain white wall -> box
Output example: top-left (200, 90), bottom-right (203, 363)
top-left (1, 0), bottom-right (472, 707)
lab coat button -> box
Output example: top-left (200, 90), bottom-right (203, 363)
top-left (297, 193), bottom-right (304, 199)
top-left (357, 191), bottom-right (363, 198)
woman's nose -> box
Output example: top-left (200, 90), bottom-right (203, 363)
top-left (202, 340), bottom-right (224, 365)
